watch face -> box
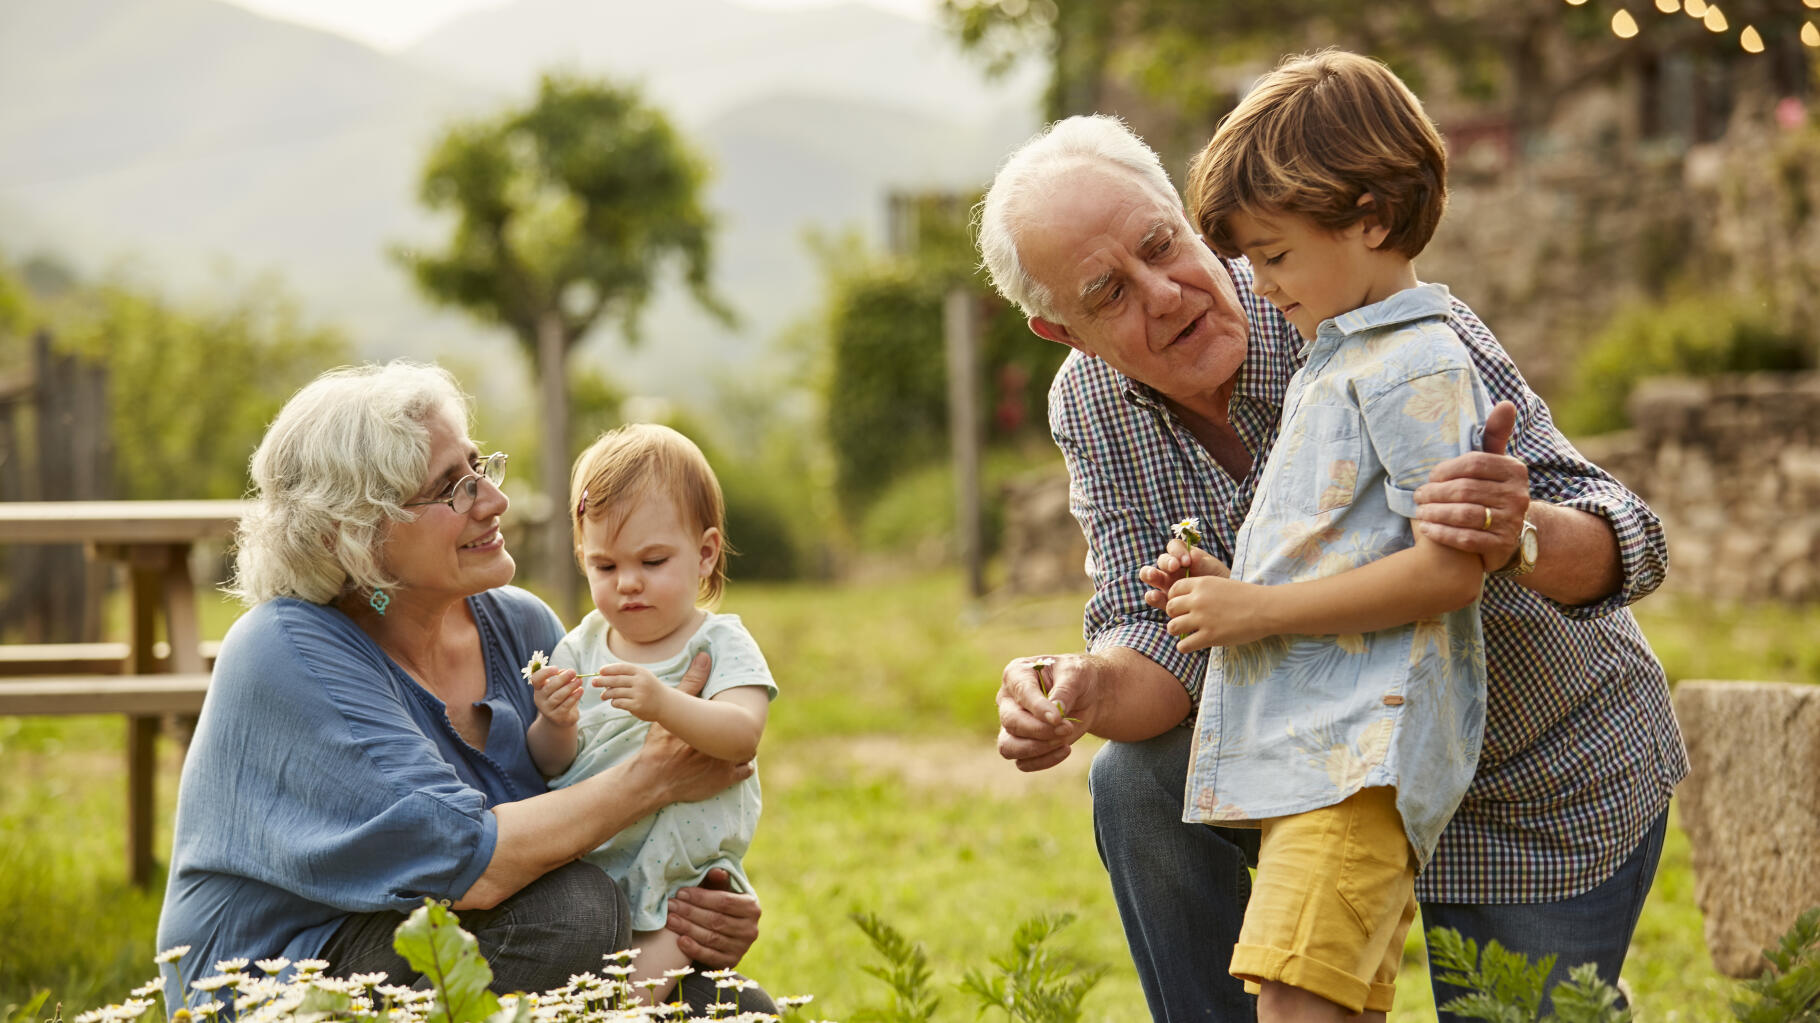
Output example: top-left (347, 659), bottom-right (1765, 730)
top-left (1520, 526), bottom-right (1539, 563)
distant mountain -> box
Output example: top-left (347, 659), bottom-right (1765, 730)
top-left (404, 0), bottom-right (1041, 126)
top-left (0, 0), bottom-right (1041, 404)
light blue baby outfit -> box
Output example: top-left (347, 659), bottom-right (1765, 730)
top-left (1183, 284), bottom-right (1494, 866)
top-left (549, 611), bottom-right (776, 930)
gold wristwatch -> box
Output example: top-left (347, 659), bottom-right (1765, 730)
top-left (1493, 519), bottom-right (1539, 578)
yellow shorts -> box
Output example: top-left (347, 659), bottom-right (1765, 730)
top-left (1230, 786), bottom-right (1418, 1014)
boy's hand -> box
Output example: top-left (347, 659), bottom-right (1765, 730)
top-left (527, 665), bottom-right (583, 726)
top-left (1140, 539), bottom-right (1231, 611)
top-left (1164, 575), bottom-right (1266, 650)
top-left (594, 663), bottom-right (675, 722)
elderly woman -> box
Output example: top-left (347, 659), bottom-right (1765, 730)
top-left (156, 362), bottom-right (771, 1008)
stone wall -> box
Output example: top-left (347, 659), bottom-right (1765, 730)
top-left (1576, 372), bottom-right (1820, 604)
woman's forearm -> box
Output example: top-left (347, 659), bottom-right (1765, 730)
top-left (456, 757), bottom-right (668, 910)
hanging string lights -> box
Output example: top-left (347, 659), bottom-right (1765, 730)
top-left (1574, 0), bottom-right (1817, 52)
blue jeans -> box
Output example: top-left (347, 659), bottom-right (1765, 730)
top-left (1089, 729), bottom-right (1665, 1023)
top-left (1423, 808), bottom-right (1666, 1021)
top-left (319, 861), bottom-right (776, 1014)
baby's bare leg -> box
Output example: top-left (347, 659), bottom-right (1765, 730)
top-left (628, 927), bottom-right (694, 1005)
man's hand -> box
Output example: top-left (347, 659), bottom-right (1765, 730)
top-left (667, 867), bottom-right (760, 967)
top-left (1414, 400), bottom-right (1527, 573)
top-left (1139, 538), bottom-right (1231, 611)
top-left (1164, 575), bottom-right (1267, 650)
top-left (996, 653), bottom-right (1110, 772)
top-left (594, 663), bottom-right (673, 722)
top-left (527, 665), bottom-right (584, 726)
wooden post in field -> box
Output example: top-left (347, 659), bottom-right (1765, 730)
top-left (944, 288), bottom-right (985, 599)
top-left (537, 312), bottom-right (577, 619)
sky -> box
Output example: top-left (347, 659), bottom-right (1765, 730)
top-left (223, 0), bottom-right (938, 51)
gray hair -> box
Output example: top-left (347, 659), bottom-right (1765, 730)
top-left (976, 114), bottom-right (1181, 322)
top-left (228, 361), bottom-right (473, 606)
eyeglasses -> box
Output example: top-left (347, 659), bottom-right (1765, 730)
top-left (404, 452), bottom-right (508, 515)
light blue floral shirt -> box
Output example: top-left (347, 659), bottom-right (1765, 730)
top-left (1182, 284), bottom-right (1494, 865)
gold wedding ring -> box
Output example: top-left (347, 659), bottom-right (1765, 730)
top-left (1481, 506), bottom-right (1494, 531)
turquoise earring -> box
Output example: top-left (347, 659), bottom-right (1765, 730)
top-left (369, 588), bottom-right (391, 616)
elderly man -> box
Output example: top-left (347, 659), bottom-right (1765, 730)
top-left (981, 114), bottom-right (1686, 1021)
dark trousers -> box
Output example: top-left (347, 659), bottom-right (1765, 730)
top-left (318, 860), bottom-right (776, 1014)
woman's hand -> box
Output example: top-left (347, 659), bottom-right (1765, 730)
top-left (667, 867), bottom-right (760, 967)
top-left (527, 665), bottom-right (583, 726)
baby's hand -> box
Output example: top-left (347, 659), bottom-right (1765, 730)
top-left (527, 665), bottom-right (584, 726)
top-left (593, 663), bottom-right (674, 722)
top-left (1164, 574), bottom-right (1264, 651)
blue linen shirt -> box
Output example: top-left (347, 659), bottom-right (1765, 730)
top-left (156, 586), bottom-right (563, 979)
top-left (1182, 284), bottom-right (1493, 866)
top-left (1051, 256), bottom-right (1687, 903)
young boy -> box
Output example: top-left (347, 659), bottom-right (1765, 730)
top-left (1162, 49), bottom-right (1503, 1022)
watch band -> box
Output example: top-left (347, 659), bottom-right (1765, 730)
top-left (1492, 519), bottom-right (1538, 578)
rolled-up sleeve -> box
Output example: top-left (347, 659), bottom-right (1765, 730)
top-left (1449, 302), bottom-right (1669, 616)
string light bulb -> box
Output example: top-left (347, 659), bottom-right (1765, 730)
top-left (1740, 24), bottom-right (1764, 51)
top-left (1704, 5), bottom-right (1727, 30)
top-left (1805, 21), bottom-right (1820, 45)
top-left (1655, 0), bottom-right (1680, 11)
top-left (1686, 0), bottom-right (1708, 16)
top-left (1612, 8), bottom-right (1641, 35)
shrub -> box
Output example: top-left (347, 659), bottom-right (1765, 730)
top-left (1556, 289), bottom-right (1809, 437)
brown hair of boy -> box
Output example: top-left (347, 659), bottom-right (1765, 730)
top-left (1187, 49), bottom-right (1448, 261)
top-left (569, 423), bottom-right (733, 605)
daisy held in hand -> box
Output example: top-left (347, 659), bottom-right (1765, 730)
top-left (1171, 517), bottom-right (1203, 578)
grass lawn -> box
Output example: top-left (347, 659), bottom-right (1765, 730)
top-left (2, 573), bottom-right (1812, 1020)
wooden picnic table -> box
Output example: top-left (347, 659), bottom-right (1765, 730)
top-left (0, 499), bottom-right (246, 884)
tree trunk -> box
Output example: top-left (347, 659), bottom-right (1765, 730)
top-left (537, 312), bottom-right (577, 620)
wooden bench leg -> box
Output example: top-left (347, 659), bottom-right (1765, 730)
top-left (128, 714), bottom-right (158, 887)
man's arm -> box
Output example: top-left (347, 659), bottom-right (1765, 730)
top-left (1421, 306), bottom-right (1670, 613)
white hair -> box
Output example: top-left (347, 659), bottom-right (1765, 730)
top-left (228, 361), bottom-right (472, 606)
top-left (976, 114), bottom-right (1182, 322)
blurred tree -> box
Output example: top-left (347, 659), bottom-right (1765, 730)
top-left (813, 199), bottom-right (1057, 521)
top-left (939, 0), bottom-right (1814, 165)
top-left (396, 72), bottom-right (730, 610)
top-left (55, 276), bottom-right (348, 500)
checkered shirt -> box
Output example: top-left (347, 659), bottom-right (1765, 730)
top-left (1050, 256), bottom-right (1689, 903)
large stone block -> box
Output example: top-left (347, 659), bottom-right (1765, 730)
top-left (1673, 680), bottom-right (1820, 977)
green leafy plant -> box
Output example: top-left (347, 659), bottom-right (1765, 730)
top-left (1428, 926), bottom-right (1559, 1023)
top-left (849, 913), bottom-right (940, 1023)
top-left (958, 914), bottom-right (1107, 1023)
top-left (851, 911), bottom-right (1106, 1023)
top-left (1731, 906), bottom-right (1820, 1023)
top-left (1429, 911), bottom-right (1820, 1023)
top-left (4, 991), bottom-right (51, 1023)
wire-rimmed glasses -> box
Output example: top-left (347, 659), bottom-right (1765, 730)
top-left (403, 452), bottom-right (507, 515)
